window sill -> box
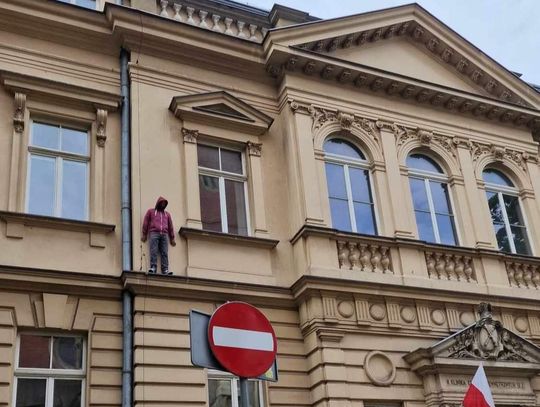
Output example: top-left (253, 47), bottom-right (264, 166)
top-left (179, 227), bottom-right (279, 249)
top-left (0, 211), bottom-right (115, 248)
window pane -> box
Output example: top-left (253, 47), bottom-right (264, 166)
top-left (349, 168), bottom-right (372, 204)
top-left (511, 226), bottom-right (530, 255)
top-left (52, 337), bottom-right (83, 370)
top-left (199, 175), bottom-right (222, 232)
top-left (486, 192), bottom-right (504, 223)
top-left (503, 195), bottom-right (525, 226)
top-left (237, 380), bottom-right (261, 407)
top-left (33, 122), bottom-right (60, 150)
top-left (75, 0), bottom-right (96, 8)
top-left (354, 203), bottom-right (376, 235)
top-left (28, 155), bottom-right (56, 216)
top-left (62, 160), bottom-right (88, 220)
top-left (430, 182), bottom-right (452, 214)
top-left (324, 138), bottom-right (365, 159)
top-left (483, 169), bottom-right (513, 186)
top-left (16, 378), bottom-right (46, 407)
top-left (329, 198), bottom-right (351, 231)
top-left (53, 380), bottom-right (82, 407)
top-left (493, 223), bottom-right (511, 252)
top-left (61, 127), bottom-right (88, 155)
top-left (225, 180), bottom-right (248, 236)
top-left (208, 379), bottom-right (232, 407)
top-left (197, 145), bottom-right (220, 169)
top-left (325, 163), bottom-right (347, 199)
top-left (415, 211), bottom-right (435, 243)
top-left (436, 214), bottom-right (457, 245)
top-left (221, 149), bottom-right (243, 174)
top-left (409, 178), bottom-right (429, 211)
top-left (407, 154), bottom-right (442, 173)
top-left (19, 335), bottom-right (50, 368)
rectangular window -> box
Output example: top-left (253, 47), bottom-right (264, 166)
top-left (26, 122), bottom-right (89, 221)
top-left (57, 0), bottom-right (97, 9)
top-left (197, 144), bottom-right (249, 236)
top-left (208, 373), bottom-right (263, 407)
top-left (14, 334), bottom-right (85, 407)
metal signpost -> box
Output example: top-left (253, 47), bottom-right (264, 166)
top-left (189, 302), bottom-right (278, 407)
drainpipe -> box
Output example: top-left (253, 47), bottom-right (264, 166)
top-left (120, 47), bottom-right (133, 407)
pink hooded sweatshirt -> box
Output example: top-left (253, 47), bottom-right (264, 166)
top-left (142, 196), bottom-right (175, 242)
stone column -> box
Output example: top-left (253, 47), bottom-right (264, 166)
top-left (8, 92), bottom-right (26, 212)
top-left (246, 141), bottom-right (268, 237)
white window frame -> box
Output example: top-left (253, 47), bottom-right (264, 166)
top-left (25, 120), bottom-right (90, 221)
top-left (324, 150), bottom-right (379, 235)
top-left (198, 144), bottom-right (251, 236)
top-left (207, 370), bottom-right (265, 407)
top-left (484, 180), bottom-right (532, 255)
top-left (408, 166), bottom-right (460, 245)
top-left (12, 333), bottom-right (86, 407)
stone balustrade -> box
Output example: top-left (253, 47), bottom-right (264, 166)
top-left (157, 0), bottom-right (267, 42)
top-left (337, 240), bottom-right (393, 273)
top-left (506, 261), bottom-right (540, 289)
top-left (425, 251), bottom-right (476, 282)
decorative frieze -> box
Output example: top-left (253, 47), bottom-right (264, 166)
top-left (471, 141), bottom-right (532, 170)
top-left (506, 261), bottom-right (540, 289)
top-left (337, 240), bottom-right (393, 274)
top-left (425, 251), bottom-right (476, 282)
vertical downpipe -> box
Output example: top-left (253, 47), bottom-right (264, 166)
top-left (120, 48), bottom-right (133, 407)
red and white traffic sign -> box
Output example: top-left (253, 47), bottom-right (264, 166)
top-left (208, 301), bottom-right (277, 378)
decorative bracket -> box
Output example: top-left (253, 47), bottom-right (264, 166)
top-left (13, 92), bottom-right (26, 134)
top-left (96, 109), bottom-right (108, 147)
top-left (182, 128), bottom-right (199, 144)
top-left (247, 141), bottom-right (262, 157)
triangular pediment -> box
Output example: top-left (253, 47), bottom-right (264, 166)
top-left (267, 4), bottom-right (540, 109)
top-left (405, 304), bottom-right (540, 368)
top-left (169, 91), bottom-right (273, 135)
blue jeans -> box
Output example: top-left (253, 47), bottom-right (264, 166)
top-left (149, 232), bottom-right (168, 272)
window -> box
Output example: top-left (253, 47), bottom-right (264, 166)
top-left (14, 334), bottom-right (85, 407)
top-left (323, 138), bottom-right (377, 234)
top-left (198, 144), bottom-right (249, 235)
top-left (57, 0), bottom-right (97, 9)
top-left (26, 122), bottom-right (89, 221)
top-left (483, 168), bottom-right (530, 255)
top-left (407, 154), bottom-right (457, 245)
top-left (208, 372), bottom-right (264, 407)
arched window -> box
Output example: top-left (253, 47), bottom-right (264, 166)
top-left (483, 168), bottom-right (530, 254)
top-left (323, 138), bottom-right (377, 234)
top-left (407, 154), bottom-right (457, 245)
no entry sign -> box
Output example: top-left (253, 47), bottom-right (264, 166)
top-left (208, 302), bottom-right (277, 378)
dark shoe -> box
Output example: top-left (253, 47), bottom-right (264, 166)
top-left (148, 267), bottom-right (156, 274)
top-left (162, 269), bottom-right (173, 276)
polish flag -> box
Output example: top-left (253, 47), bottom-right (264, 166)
top-left (463, 364), bottom-right (495, 407)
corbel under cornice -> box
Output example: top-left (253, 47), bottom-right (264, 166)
top-left (265, 47), bottom-right (540, 133)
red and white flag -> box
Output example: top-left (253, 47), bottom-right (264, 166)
top-left (463, 364), bottom-right (495, 407)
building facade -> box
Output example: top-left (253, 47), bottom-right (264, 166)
top-left (1, 1), bottom-right (540, 407)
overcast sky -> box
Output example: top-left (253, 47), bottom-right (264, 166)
top-left (244, 0), bottom-right (540, 85)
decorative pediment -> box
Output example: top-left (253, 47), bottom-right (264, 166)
top-left (405, 303), bottom-right (540, 407)
top-left (265, 5), bottom-right (540, 134)
top-left (169, 91), bottom-right (273, 135)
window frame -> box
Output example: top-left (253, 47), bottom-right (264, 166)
top-left (197, 142), bottom-right (252, 236)
top-left (25, 120), bottom-right (90, 221)
top-left (323, 139), bottom-right (379, 235)
top-left (407, 157), bottom-right (460, 245)
top-left (207, 369), bottom-right (265, 407)
top-left (13, 332), bottom-right (86, 407)
top-left (483, 173), bottom-right (532, 255)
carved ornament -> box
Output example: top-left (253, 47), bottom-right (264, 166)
top-left (96, 109), bottom-right (108, 147)
top-left (182, 128), bottom-right (199, 143)
top-left (13, 92), bottom-right (26, 134)
top-left (471, 141), bottom-right (532, 170)
top-left (246, 141), bottom-right (262, 157)
top-left (447, 303), bottom-right (531, 362)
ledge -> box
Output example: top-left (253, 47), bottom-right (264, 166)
top-left (179, 227), bottom-right (279, 249)
top-left (0, 211), bottom-right (115, 247)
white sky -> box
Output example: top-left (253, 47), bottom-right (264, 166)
top-left (243, 0), bottom-right (540, 86)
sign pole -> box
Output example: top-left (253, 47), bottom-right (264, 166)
top-left (239, 377), bottom-right (250, 407)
